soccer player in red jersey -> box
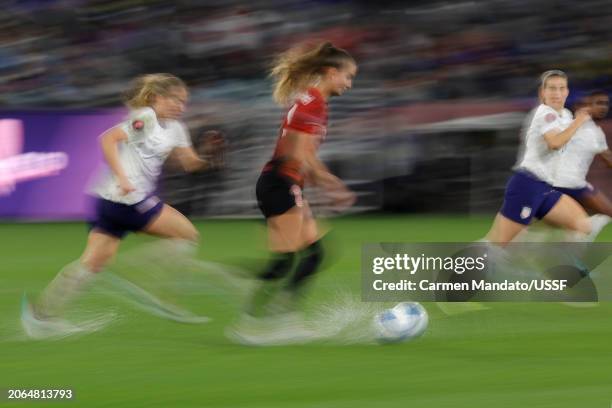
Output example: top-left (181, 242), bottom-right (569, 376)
top-left (232, 42), bottom-right (357, 343)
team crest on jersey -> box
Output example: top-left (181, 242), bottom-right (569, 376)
top-left (132, 120), bottom-right (145, 130)
top-left (520, 206), bottom-right (532, 219)
top-left (544, 113), bottom-right (557, 123)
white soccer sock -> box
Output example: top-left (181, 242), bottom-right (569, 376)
top-left (561, 215), bottom-right (610, 243)
top-left (586, 214), bottom-right (611, 242)
top-left (37, 262), bottom-right (97, 318)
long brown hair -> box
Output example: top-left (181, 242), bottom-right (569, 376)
top-left (270, 41), bottom-right (354, 106)
top-left (123, 73), bottom-right (187, 109)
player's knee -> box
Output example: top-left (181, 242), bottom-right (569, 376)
top-left (573, 217), bottom-right (592, 235)
top-left (178, 223), bottom-right (199, 243)
top-left (185, 227), bottom-right (200, 243)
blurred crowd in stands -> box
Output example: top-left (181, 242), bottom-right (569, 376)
top-left (2, 0), bottom-right (611, 215)
top-left (1, 0), bottom-right (610, 108)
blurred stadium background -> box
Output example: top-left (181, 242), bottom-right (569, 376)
top-left (2, 1), bottom-right (612, 407)
top-left (1, 0), bottom-right (611, 219)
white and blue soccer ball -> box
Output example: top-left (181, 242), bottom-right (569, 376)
top-left (374, 302), bottom-right (428, 343)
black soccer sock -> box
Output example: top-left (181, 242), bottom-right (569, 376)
top-left (287, 240), bottom-right (324, 294)
top-left (247, 252), bottom-right (295, 316)
top-left (258, 252), bottom-right (295, 281)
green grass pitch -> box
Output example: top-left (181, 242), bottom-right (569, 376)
top-left (1, 215), bottom-right (611, 407)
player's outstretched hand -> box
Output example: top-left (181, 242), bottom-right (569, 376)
top-left (329, 186), bottom-right (356, 212)
top-left (197, 130), bottom-right (226, 170)
top-left (575, 107), bottom-right (591, 124)
top-left (317, 172), bottom-right (356, 211)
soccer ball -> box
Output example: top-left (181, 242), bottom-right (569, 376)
top-left (374, 302), bottom-right (428, 343)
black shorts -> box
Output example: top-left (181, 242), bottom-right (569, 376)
top-left (256, 171), bottom-right (303, 218)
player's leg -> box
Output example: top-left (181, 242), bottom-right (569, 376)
top-left (26, 196), bottom-right (130, 333)
top-left (452, 188), bottom-right (530, 313)
top-left (577, 189), bottom-right (612, 241)
top-left (286, 200), bottom-right (325, 296)
top-left (136, 203), bottom-right (200, 266)
top-left (486, 213), bottom-right (528, 246)
top-left (261, 200), bottom-right (325, 315)
top-left (542, 194), bottom-right (592, 238)
top-left (262, 204), bottom-right (304, 285)
top-left (537, 194), bottom-right (602, 297)
top-left (142, 203), bottom-right (199, 242)
top-left (99, 204), bottom-right (210, 324)
top-left (258, 206), bottom-right (304, 286)
top-left (486, 172), bottom-right (543, 246)
top-left (568, 190), bottom-right (612, 286)
top-left (246, 206), bottom-right (303, 316)
top-left (579, 189), bottom-right (612, 217)
top-left (35, 231), bottom-right (121, 319)
top-left (530, 187), bottom-right (610, 242)
top-left (232, 205), bottom-right (322, 344)
top-left (81, 231), bottom-right (123, 272)
top-left (241, 172), bottom-right (306, 317)
top-left (267, 206), bottom-right (304, 253)
top-left (515, 183), bottom-right (611, 242)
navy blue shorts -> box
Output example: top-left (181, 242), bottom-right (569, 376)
top-left (554, 184), bottom-right (596, 202)
top-left (88, 196), bottom-right (164, 239)
top-left (500, 171), bottom-right (562, 225)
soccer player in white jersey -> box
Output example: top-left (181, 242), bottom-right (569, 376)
top-left (22, 74), bottom-right (210, 338)
top-left (486, 70), bottom-right (594, 245)
top-left (553, 91), bottom-right (612, 221)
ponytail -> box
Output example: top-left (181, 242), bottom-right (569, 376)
top-left (123, 73), bottom-right (186, 109)
top-left (270, 42), bottom-right (354, 105)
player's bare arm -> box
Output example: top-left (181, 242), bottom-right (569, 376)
top-left (100, 127), bottom-right (133, 195)
top-left (543, 108), bottom-right (591, 150)
top-left (172, 146), bottom-right (208, 172)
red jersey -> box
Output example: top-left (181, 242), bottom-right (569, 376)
top-left (263, 87), bottom-right (328, 187)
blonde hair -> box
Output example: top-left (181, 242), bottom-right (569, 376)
top-left (270, 41), bottom-right (354, 105)
top-left (539, 69), bottom-right (567, 89)
top-left (123, 73), bottom-right (187, 109)
top-left (538, 70), bottom-right (568, 104)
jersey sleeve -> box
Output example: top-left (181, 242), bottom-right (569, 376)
top-left (537, 106), bottom-right (566, 135)
top-left (284, 95), bottom-right (326, 136)
top-left (120, 107), bottom-right (158, 142)
top-left (172, 121), bottom-right (193, 148)
top-left (597, 129), bottom-right (609, 152)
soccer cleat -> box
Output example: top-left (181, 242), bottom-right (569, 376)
top-left (20, 294), bottom-right (85, 340)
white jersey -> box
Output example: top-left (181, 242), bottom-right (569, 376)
top-left (515, 104), bottom-right (573, 184)
top-left (90, 107), bottom-right (192, 204)
top-left (553, 119), bottom-right (608, 188)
